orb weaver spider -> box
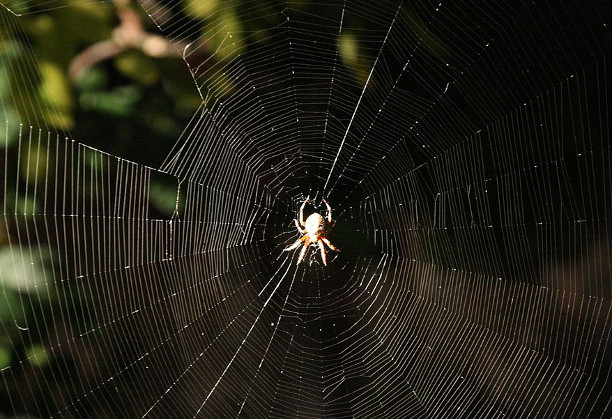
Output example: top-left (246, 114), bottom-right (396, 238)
top-left (284, 198), bottom-right (340, 265)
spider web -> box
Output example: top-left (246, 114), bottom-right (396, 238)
top-left (1, 0), bottom-right (611, 417)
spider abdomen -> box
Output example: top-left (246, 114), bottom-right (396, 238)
top-left (305, 213), bottom-right (325, 236)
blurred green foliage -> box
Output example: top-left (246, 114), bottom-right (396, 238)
top-left (0, 1), bottom-right (203, 416)
top-left (0, 0), bottom-right (368, 416)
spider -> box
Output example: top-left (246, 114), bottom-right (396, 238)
top-left (284, 198), bottom-right (340, 265)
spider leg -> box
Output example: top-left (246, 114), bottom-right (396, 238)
top-left (317, 240), bottom-right (327, 266)
top-left (299, 198), bottom-right (308, 226)
top-left (323, 199), bottom-right (332, 223)
top-left (321, 237), bottom-right (340, 252)
top-left (284, 238), bottom-right (303, 251)
top-left (297, 236), bottom-right (310, 264)
top-left (294, 218), bottom-right (306, 234)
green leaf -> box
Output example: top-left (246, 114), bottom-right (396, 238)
top-left (0, 245), bottom-right (53, 293)
top-left (26, 344), bottom-right (49, 368)
top-left (79, 86), bottom-right (142, 117)
top-left (38, 60), bottom-right (74, 128)
top-left (0, 113), bottom-right (21, 148)
top-left (183, 0), bottom-right (220, 19)
top-left (0, 345), bottom-right (10, 369)
top-left (115, 51), bottom-right (161, 86)
top-left (0, 288), bottom-right (25, 330)
top-left (338, 32), bottom-right (369, 84)
top-left (74, 66), bottom-right (108, 92)
top-left (213, 8), bottom-right (244, 61)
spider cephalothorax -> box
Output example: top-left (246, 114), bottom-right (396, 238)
top-left (284, 198), bottom-right (340, 265)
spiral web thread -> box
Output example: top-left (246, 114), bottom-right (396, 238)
top-left (0, 0), bottom-right (611, 417)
